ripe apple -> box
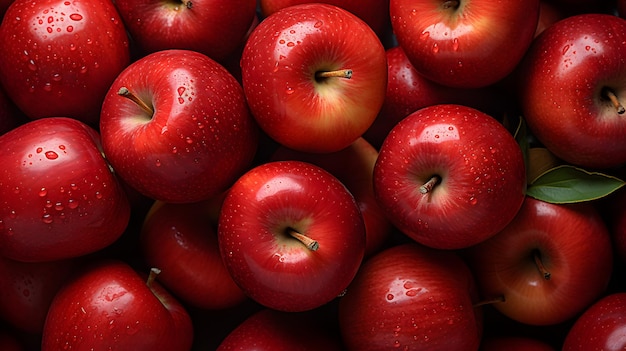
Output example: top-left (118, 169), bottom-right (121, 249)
top-left (42, 260), bottom-right (193, 351)
top-left (270, 137), bottom-right (393, 257)
top-left (480, 336), bottom-right (556, 351)
top-left (0, 255), bottom-right (77, 334)
top-left (338, 243), bottom-right (483, 351)
top-left (113, 0), bottom-right (257, 63)
top-left (518, 13), bottom-right (626, 169)
top-left (467, 196), bottom-right (614, 326)
top-left (218, 160), bottom-right (366, 312)
top-left (373, 104), bottom-right (526, 250)
top-left (561, 292), bottom-right (626, 350)
top-left (216, 308), bottom-right (344, 350)
top-left (0, 117), bottom-right (131, 262)
top-left (389, 0), bottom-right (540, 88)
top-left (240, 3), bottom-right (387, 153)
top-left (100, 49), bottom-right (259, 203)
top-left (0, 0), bottom-right (130, 125)
top-left (140, 199), bottom-right (248, 310)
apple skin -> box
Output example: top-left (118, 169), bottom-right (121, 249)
top-left (218, 160), bottom-right (366, 312)
top-left (562, 292), bottom-right (626, 351)
top-left (41, 260), bottom-right (194, 351)
top-left (113, 0), bottom-right (256, 63)
top-left (389, 0), bottom-right (540, 88)
top-left (0, 117), bottom-right (131, 262)
top-left (270, 137), bottom-right (393, 257)
top-left (140, 199), bottom-right (248, 310)
top-left (480, 336), bottom-right (555, 351)
top-left (518, 13), bottom-right (626, 169)
top-left (240, 3), bottom-right (387, 153)
top-left (373, 104), bottom-right (527, 250)
top-left (216, 308), bottom-right (345, 350)
top-left (100, 49), bottom-right (259, 203)
top-left (0, 0), bottom-right (130, 125)
top-left (338, 243), bottom-right (483, 351)
top-left (467, 196), bottom-right (614, 326)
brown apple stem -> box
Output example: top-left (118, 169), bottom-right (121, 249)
top-left (180, 0), bottom-right (192, 9)
top-left (118, 87), bottom-right (155, 116)
top-left (146, 267), bottom-right (161, 288)
top-left (472, 295), bottom-right (506, 308)
top-left (419, 176), bottom-right (439, 194)
top-left (604, 88), bottom-right (625, 114)
top-left (288, 228), bottom-right (319, 251)
top-left (315, 69), bottom-right (353, 79)
top-left (533, 250), bottom-right (551, 280)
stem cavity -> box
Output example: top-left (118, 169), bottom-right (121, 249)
top-left (288, 228), bottom-right (319, 251)
top-left (533, 250), bottom-right (551, 280)
top-left (419, 176), bottom-right (440, 194)
top-left (603, 87), bottom-right (625, 115)
top-left (118, 87), bottom-right (155, 116)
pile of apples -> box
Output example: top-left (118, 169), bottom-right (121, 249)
top-left (1, 0), bottom-right (626, 349)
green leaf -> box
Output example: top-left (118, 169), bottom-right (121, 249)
top-left (526, 165), bottom-right (625, 204)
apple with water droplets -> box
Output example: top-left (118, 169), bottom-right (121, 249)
top-left (373, 104), bottom-right (526, 250)
top-left (99, 49), bottom-right (259, 203)
top-left (0, 117), bottom-right (131, 262)
top-left (0, 0), bottom-right (130, 125)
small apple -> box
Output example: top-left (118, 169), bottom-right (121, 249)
top-left (218, 160), bottom-right (366, 312)
top-left (240, 3), bottom-right (387, 153)
top-left (338, 243), bottom-right (483, 351)
top-left (100, 49), bottom-right (259, 203)
top-left (390, 0), bottom-right (540, 88)
top-left (518, 13), bottom-right (626, 169)
top-left (0, 0), bottom-right (130, 125)
top-left (42, 260), bottom-right (193, 351)
top-left (0, 117), bottom-right (131, 262)
top-left (373, 104), bottom-right (526, 250)
top-left (467, 196), bottom-right (614, 326)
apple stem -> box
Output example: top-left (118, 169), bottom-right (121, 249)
top-left (118, 87), bottom-right (155, 116)
top-left (315, 69), bottom-right (353, 80)
top-left (419, 176), bottom-right (439, 194)
top-left (146, 267), bottom-right (161, 288)
top-left (472, 295), bottom-right (506, 308)
top-left (533, 250), bottom-right (551, 280)
top-left (604, 88), bottom-right (625, 114)
top-left (288, 228), bottom-right (319, 251)
top-left (442, 0), bottom-right (460, 10)
top-left (181, 0), bottom-right (192, 9)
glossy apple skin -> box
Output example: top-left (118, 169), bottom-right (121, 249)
top-left (140, 199), bottom-right (248, 310)
top-left (562, 292), bottom-right (626, 350)
top-left (42, 260), bottom-right (193, 351)
top-left (0, 117), bottom-right (131, 262)
top-left (480, 336), bottom-right (555, 351)
top-left (217, 308), bottom-right (344, 350)
top-left (100, 49), bottom-right (259, 203)
top-left (468, 196), bottom-right (613, 326)
top-left (114, 0), bottom-right (256, 63)
top-left (240, 3), bottom-right (387, 153)
top-left (390, 0), bottom-right (539, 88)
top-left (271, 137), bottom-right (393, 257)
top-left (0, 0), bottom-right (129, 125)
top-left (338, 243), bottom-right (483, 351)
top-left (218, 160), bottom-right (366, 312)
top-left (373, 104), bottom-right (526, 250)
top-left (519, 14), bottom-right (626, 169)
top-left (0, 255), bottom-right (76, 334)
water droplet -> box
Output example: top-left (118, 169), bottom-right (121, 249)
top-left (46, 27), bottom-right (53, 33)
top-left (155, 159), bottom-right (161, 167)
top-left (314, 21), bottom-right (323, 28)
top-left (469, 197), bottom-right (477, 205)
top-left (55, 202), bottom-right (64, 211)
top-left (42, 213), bottom-right (53, 224)
top-left (52, 73), bottom-right (62, 82)
top-left (178, 97), bottom-right (184, 104)
top-left (45, 150), bottom-right (58, 159)
top-left (69, 13), bottom-right (82, 21)
top-left (420, 31), bottom-right (430, 40)
top-left (452, 38), bottom-right (459, 51)
top-left (28, 60), bottom-right (37, 71)
top-left (39, 188), bottom-right (48, 197)
top-left (279, 39), bottom-right (285, 44)
top-left (286, 42), bottom-right (295, 47)
top-left (432, 43), bottom-right (439, 53)
top-left (177, 86), bottom-right (186, 96)
top-left (285, 87), bottom-right (294, 95)
top-left (66, 25), bottom-right (73, 32)
top-left (59, 145), bottom-right (66, 150)
top-left (95, 191), bottom-right (102, 199)
top-left (185, 137), bottom-right (193, 144)
top-left (562, 44), bottom-right (570, 55)
top-left (67, 199), bottom-right (79, 209)
top-left (386, 293), bottom-right (394, 301)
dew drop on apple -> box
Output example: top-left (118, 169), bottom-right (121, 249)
top-left (386, 293), bottom-right (394, 301)
top-left (69, 13), bottom-right (82, 21)
top-left (42, 213), bottom-right (53, 224)
top-left (45, 150), bottom-right (58, 159)
top-left (67, 199), bottom-right (79, 209)
top-left (38, 188), bottom-right (48, 197)
top-left (314, 20), bottom-right (323, 28)
top-left (27, 60), bottom-right (37, 71)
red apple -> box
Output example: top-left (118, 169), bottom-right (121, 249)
top-left (99, 49), bottom-right (259, 203)
top-left (113, 0), bottom-right (256, 63)
top-left (338, 243), bottom-right (483, 351)
top-left (518, 13), bottom-right (626, 169)
top-left (480, 336), bottom-right (556, 351)
top-left (240, 3), bottom-right (387, 153)
top-left (270, 137), bottom-right (393, 257)
top-left (216, 308), bottom-right (344, 350)
top-left (0, 255), bottom-right (77, 334)
top-left (0, 0), bottom-right (130, 125)
top-left (373, 104), bottom-right (527, 250)
top-left (42, 260), bottom-right (193, 351)
top-left (467, 196), bottom-right (613, 326)
top-left (390, 0), bottom-right (540, 88)
top-left (562, 292), bottom-right (626, 350)
top-left (218, 160), bottom-right (366, 312)
top-left (0, 117), bottom-right (131, 262)
top-left (140, 199), bottom-right (248, 310)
